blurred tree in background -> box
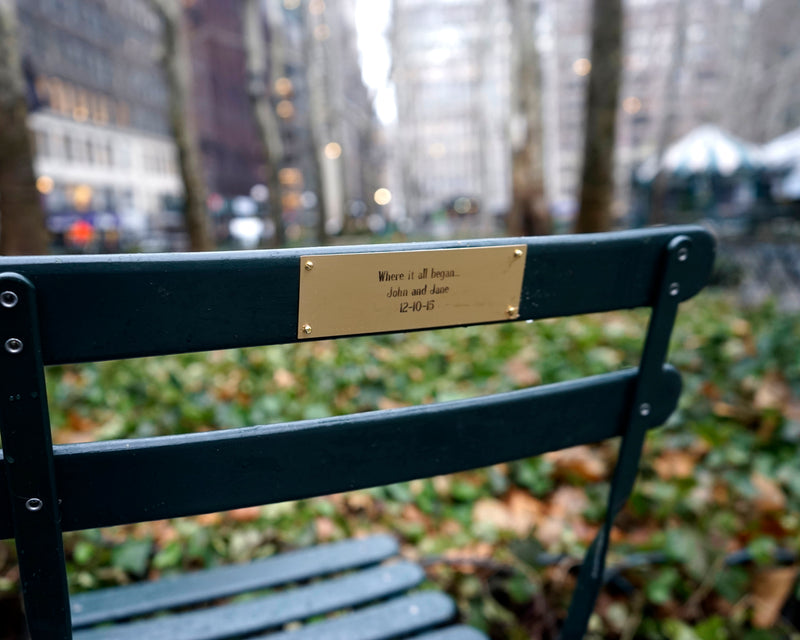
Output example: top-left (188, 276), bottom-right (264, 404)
top-left (304, 0), bottom-right (332, 246)
top-left (0, 0), bottom-right (47, 255)
top-left (507, 0), bottom-right (550, 237)
top-left (147, 0), bottom-right (213, 252)
top-left (243, 0), bottom-right (286, 248)
top-left (649, 0), bottom-right (687, 226)
top-left (575, 0), bottom-right (623, 233)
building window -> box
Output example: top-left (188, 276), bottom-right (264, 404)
top-left (35, 130), bottom-right (50, 157)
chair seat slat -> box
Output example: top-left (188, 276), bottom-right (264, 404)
top-left (255, 592), bottom-right (457, 639)
top-left (71, 535), bottom-right (397, 628)
top-left (72, 561), bottom-right (424, 640)
top-left (411, 626), bottom-right (490, 640)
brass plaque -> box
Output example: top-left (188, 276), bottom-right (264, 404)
top-left (297, 245), bottom-right (527, 339)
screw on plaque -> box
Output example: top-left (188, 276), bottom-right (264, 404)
top-left (304, 261), bottom-right (314, 271)
top-left (513, 249), bottom-right (523, 258)
top-left (302, 324), bottom-right (312, 335)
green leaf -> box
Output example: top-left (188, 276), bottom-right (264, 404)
top-left (694, 616), bottom-right (729, 640)
top-left (747, 536), bottom-right (777, 565)
top-left (646, 567), bottom-right (680, 605)
top-left (451, 480), bottom-right (482, 502)
top-left (505, 573), bottom-right (536, 604)
top-left (153, 541), bottom-right (183, 570)
top-left (111, 538), bottom-right (152, 577)
top-left (713, 567), bottom-right (749, 602)
top-left (73, 541), bottom-right (96, 566)
top-left (662, 618), bottom-right (701, 640)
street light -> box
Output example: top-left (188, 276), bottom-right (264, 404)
top-left (374, 188), bottom-right (392, 206)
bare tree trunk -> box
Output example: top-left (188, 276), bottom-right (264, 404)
top-left (0, 0), bottom-right (48, 255)
top-left (650, 0), bottom-right (687, 225)
top-left (243, 0), bottom-right (285, 248)
top-left (303, 6), bottom-right (329, 246)
top-left (147, 0), bottom-right (213, 251)
top-left (507, 0), bottom-right (550, 237)
top-left (574, 0), bottom-right (623, 234)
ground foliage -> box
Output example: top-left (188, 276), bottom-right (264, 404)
top-left (1, 291), bottom-right (799, 638)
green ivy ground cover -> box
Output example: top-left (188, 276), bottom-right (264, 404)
top-left (1, 291), bottom-right (799, 639)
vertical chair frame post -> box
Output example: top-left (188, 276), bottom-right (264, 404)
top-left (561, 235), bottom-right (692, 639)
top-left (0, 273), bottom-right (71, 639)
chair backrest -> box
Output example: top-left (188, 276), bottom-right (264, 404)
top-left (0, 226), bottom-right (715, 639)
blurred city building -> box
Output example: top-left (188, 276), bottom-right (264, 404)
top-left (15, 0), bottom-right (380, 250)
top-left (183, 0), bottom-right (313, 244)
top-left (305, 0), bottom-right (382, 236)
top-left (391, 0), bottom-right (511, 229)
top-left (17, 0), bottom-right (180, 250)
top-left (185, 0), bottom-right (265, 199)
top-left (390, 0), bottom-right (800, 227)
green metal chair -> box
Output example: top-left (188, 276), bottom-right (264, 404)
top-left (0, 226), bottom-right (714, 639)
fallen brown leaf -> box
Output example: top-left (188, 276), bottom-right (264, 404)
top-left (442, 542), bottom-right (495, 573)
top-left (315, 516), bottom-right (336, 541)
top-left (652, 449), bottom-right (697, 480)
top-left (504, 358), bottom-right (541, 387)
top-left (752, 566), bottom-right (798, 628)
top-left (345, 492), bottom-right (376, 515)
top-left (751, 472), bottom-right (786, 513)
top-left (196, 512), bottom-right (222, 527)
top-left (377, 396), bottom-right (409, 410)
top-left (700, 380), bottom-right (722, 400)
top-left (273, 368), bottom-right (296, 390)
top-left (753, 371), bottom-right (791, 412)
top-left (401, 504), bottom-right (429, 525)
top-left (472, 498), bottom-right (512, 530)
top-left (228, 506), bottom-right (261, 522)
top-left (545, 445), bottom-right (607, 482)
top-left (548, 486), bottom-right (589, 518)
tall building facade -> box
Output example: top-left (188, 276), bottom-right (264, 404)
top-left (391, 0), bottom-right (800, 224)
top-left (391, 0), bottom-right (511, 223)
top-left (17, 0), bottom-right (181, 247)
top-left (305, 0), bottom-right (381, 233)
top-left (16, 0), bottom-right (381, 248)
top-left (185, 0), bottom-right (265, 199)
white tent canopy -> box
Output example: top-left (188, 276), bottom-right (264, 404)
top-left (763, 127), bottom-right (800, 169)
top-left (637, 125), bottom-right (763, 183)
top-left (763, 127), bottom-right (800, 199)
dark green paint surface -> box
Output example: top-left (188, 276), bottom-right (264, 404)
top-left (0, 366), bottom-right (679, 538)
top-left (71, 535), bottom-right (398, 627)
top-left (0, 227), bottom-right (715, 639)
top-left (0, 226), bottom-right (714, 365)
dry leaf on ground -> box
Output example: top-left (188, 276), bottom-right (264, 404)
top-left (753, 371), bottom-right (791, 411)
top-left (751, 566), bottom-right (798, 628)
top-left (545, 445), bottom-right (607, 482)
top-left (653, 449), bottom-right (697, 480)
top-left (751, 472), bottom-right (786, 513)
top-left (227, 506), bottom-right (262, 522)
